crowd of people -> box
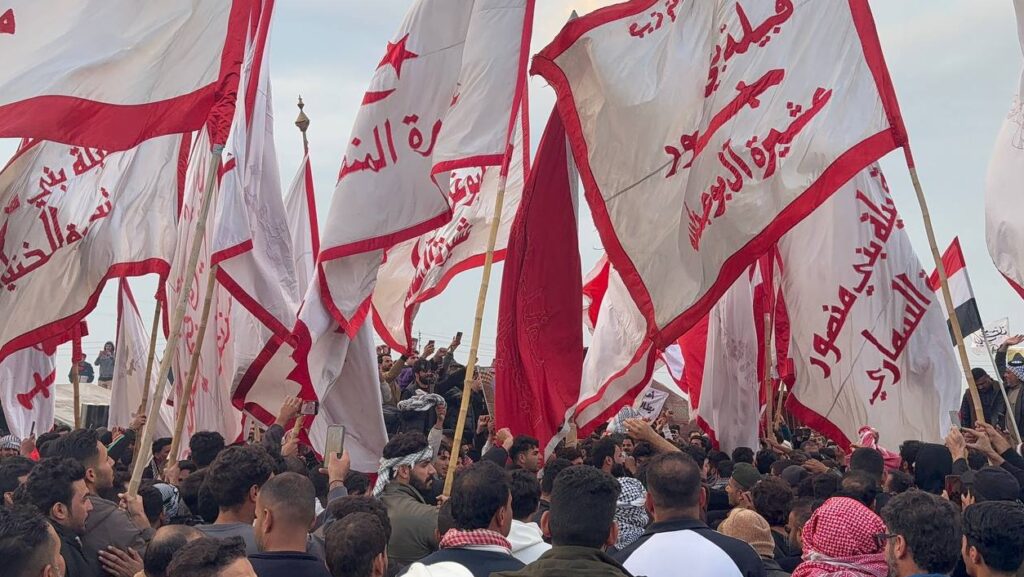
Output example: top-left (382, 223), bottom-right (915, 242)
top-left (0, 340), bottom-right (1023, 577)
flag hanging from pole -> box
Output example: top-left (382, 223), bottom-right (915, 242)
top-left (284, 152), bottom-right (319, 300)
top-left (532, 0), bottom-right (908, 351)
top-left (0, 0), bottom-right (252, 150)
top-left (927, 237), bottom-right (984, 345)
top-left (0, 344), bottom-right (55, 438)
top-left (372, 105), bottom-right (529, 353)
top-left (985, 0), bottom-right (1024, 301)
top-left (317, 0), bottom-right (534, 337)
top-left (970, 318), bottom-right (1009, 351)
top-left (109, 278), bottom-right (174, 437)
top-left (0, 134), bottom-right (183, 367)
top-left (781, 165), bottom-right (960, 448)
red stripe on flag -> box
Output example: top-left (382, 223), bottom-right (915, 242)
top-left (927, 236), bottom-right (967, 292)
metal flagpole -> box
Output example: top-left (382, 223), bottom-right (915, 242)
top-left (907, 166), bottom-right (985, 425)
top-left (128, 145), bottom-right (223, 498)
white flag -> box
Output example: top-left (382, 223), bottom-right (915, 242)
top-left (0, 134), bottom-right (182, 365)
top-left (372, 108), bottom-right (528, 351)
top-left (532, 0), bottom-right (908, 349)
top-left (0, 0), bottom-right (251, 150)
top-left (318, 0), bottom-right (534, 335)
top-left (108, 278), bottom-right (174, 438)
top-left (284, 154), bottom-right (318, 299)
top-left (985, 0), bottom-right (1024, 302)
top-left (781, 166), bottom-right (960, 446)
top-left (970, 318), bottom-right (1010, 351)
top-left (0, 344), bottom-right (55, 438)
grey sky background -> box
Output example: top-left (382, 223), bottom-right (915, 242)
top-left (1, 0), bottom-right (1020, 384)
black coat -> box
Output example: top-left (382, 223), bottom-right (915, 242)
top-left (52, 520), bottom-right (100, 577)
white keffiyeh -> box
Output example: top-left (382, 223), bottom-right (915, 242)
top-left (372, 446), bottom-right (434, 497)
top-left (398, 389), bottom-right (447, 412)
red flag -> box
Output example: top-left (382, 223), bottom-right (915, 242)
top-left (494, 108), bottom-right (583, 451)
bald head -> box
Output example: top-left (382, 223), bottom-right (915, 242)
top-left (145, 525), bottom-right (203, 577)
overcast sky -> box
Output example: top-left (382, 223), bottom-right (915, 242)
top-left (1, 0), bottom-right (1020, 382)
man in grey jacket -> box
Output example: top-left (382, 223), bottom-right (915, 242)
top-left (374, 432), bottom-right (440, 566)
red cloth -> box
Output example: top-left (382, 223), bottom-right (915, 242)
top-left (439, 529), bottom-right (511, 552)
top-left (792, 497), bottom-right (888, 577)
top-left (857, 426), bottom-right (903, 471)
top-left (494, 108), bottom-right (582, 451)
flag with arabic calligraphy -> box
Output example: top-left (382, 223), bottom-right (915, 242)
top-left (372, 107), bottom-right (528, 352)
top-left (532, 0), bottom-right (908, 351)
top-left (0, 1), bottom-right (252, 150)
top-left (166, 129), bottom-right (244, 453)
top-left (780, 166), bottom-right (960, 448)
top-left (318, 0), bottom-right (534, 336)
top-left (0, 134), bottom-right (183, 367)
top-left (986, 0), bottom-right (1024, 301)
top-left (108, 278), bottom-right (174, 438)
top-left (0, 344), bottom-right (55, 438)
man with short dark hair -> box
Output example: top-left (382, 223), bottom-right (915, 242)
top-left (250, 472), bottom-right (330, 577)
top-left (508, 436), bottom-right (540, 473)
top-left (750, 477), bottom-right (795, 562)
top-left (146, 437), bottom-right (173, 480)
top-left (325, 513), bottom-right (387, 577)
top-left (0, 505), bottom-right (65, 577)
top-left (880, 489), bottom-right (962, 577)
top-left (961, 501), bottom-right (1024, 577)
top-left (143, 525), bottom-right (203, 577)
top-left (507, 469), bottom-right (550, 564)
top-left (0, 455), bottom-right (35, 506)
top-left (48, 429), bottom-right (152, 554)
top-left (494, 465), bottom-right (630, 577)
top-left (588, 438), bottom-right (624, 474)
top-left (166, 537), bottom-right (257, 577)
top-left (411, 462), bottom-right (523, 577)
top-left (375, 432), bottom-right (439, 565)
top-left (530, 458), bottom-right (570, 525)
top-left (780, 497), bottom-right (814, 572)
top-left (732, 447), bottom-right (755, 465)
top-left (198, 445), bottom-right (276, 554)
top-left (24, 457), bottom-right (97, 577)
top-left (615, 452), bottom-right (765, 577)
top-left (188, 432), bottom-right (226, 469)
top-left (840, 469), bottom-right (880, 509)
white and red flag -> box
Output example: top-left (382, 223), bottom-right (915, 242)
top-left (582, 255), bottom-right (610, 333)
top-left (0, 0), bottom-right (252, 150)
top-left (0, 344), bottom-right (55, 438)
top-left (109, 279), bottom-right (174, 437)
top-left (284, 153), bottom-right (319, 299)
top-left (318, 0), bottom-right (534, 336)
top-left (986, 0), bottom-right (1024, 300)
top-left (372, 107), bottom-right (529, 352)
top-left (533, 0), bottom-right (908, 351)
top-left (0, 134), bottom-right (183, 366)
top-left (781, 166), bottom-right (960, 447)
top-left (927, 238), bottom-right (984, 345)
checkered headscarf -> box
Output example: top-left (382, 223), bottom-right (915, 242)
top-left (372, 446), bottom-right (434, 497)
top-left (0, 435), bottom-right (20, 451)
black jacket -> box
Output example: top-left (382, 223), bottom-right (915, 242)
top-left (52, 520), bottom-right (100, 577)
top-left (411, 547), bottom-right (524, 577)
top-left (494, 546), bottom-right (634, 577)
top-left (249, 551), bottom-right (331, 577)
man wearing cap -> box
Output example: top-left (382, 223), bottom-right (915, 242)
top-left (375, 432), bottom-right (440, 566)
top-left (960, 368), bottom-right (1007, 430)
top-left (0, 434), bottom-right (22, 458)
top-left (726, 462), bottom-right (761, 510)
top-left (996, 335), bottom-right (1024, 437)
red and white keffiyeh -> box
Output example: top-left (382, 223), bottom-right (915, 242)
top-left (439, 528), bottom-right (512, 553)
top-left (792, 497), bottom-right (888, 577)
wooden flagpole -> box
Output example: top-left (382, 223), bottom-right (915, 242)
top-left (443, 167), bottom-right (511, 498)
top-left (907, 166), bottom-right (984, 424)
top-left (763, 312), bottom-right (773, 438)
top-left (165, 263), bottom-right (219, 472)
top-left (71, 361), bottom-right (81, 429)
top-left (139, 300), bottom-right (163, 411)
top-left (128, 146), bottom-right (223, 498)
top-left (982, 325), bottom-right (1022, 444)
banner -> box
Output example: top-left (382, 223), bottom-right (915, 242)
top-left (0, 133), bottom-right (183, 366)
top-left (781, 166), bottom-right (960, 447)
top-left (532, 0), bottom-right (908, 348)
top-left (317, 0), bottom-right (534, 336)
top-left (970, 318), bottom-right (1009, 351)
top-left (633, 386), bottom-right (669, 421)
top-left (0, 344), bottom-right (55, 438)
top-left (926, 237), bottom-right (984, 345)
top-left (0, 1), bottom-right (251, 150)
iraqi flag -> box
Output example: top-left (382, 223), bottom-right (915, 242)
top-left (927, 238), bottom-right (984, 345)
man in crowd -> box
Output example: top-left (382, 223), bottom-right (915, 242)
top-left (779, 497), bottom-right (814, 572)
top-left (375, 432), bottom-right (439, 565)
top-left (325, 512), bottom-right (388, 577)
top-left (615, 452), bottom-right (765, 577)
top-left (530, 458), bottom-right (570, 525)
top-left (880, 490), bottom-right (962, 577)
top-left (188, 432), bottom-right (226, 469)
top-left (198, 445), bottom-right (275, 553)
top-left (251, 472), bottom-right (330, 577)
top-left (142, 525), bottom-right (204, 577)
top-left (960, 501), bottom-right (1024, 577)
top-left (996, 335), bottom-right (1024, 433)
top-left (726, 462), bottom-right (761, 510)
top-left (1, 455), bottom-right (35, 506)
top-left (961, 368), bottom-right (1007, 430)
top-left (48, 429), bottom-right (152, 554)
top-left (166, 537), bottom-right (257, 577)
top-left (705, 451), bottom-right (731, 491)
top-left (411, 462), bottom-right (523, 577)
top-left (718, 509), bottom-right (789, 577)
top-left (23, 457), bottom-right (97, 577)
top-left (507, 469), bottom-right (550, 564)
top-left (749, 477), bottom-right (795, 560)
top-left (495, 465), bottom-right (630, 577)
top-left (508, 436), bottom-right (540, 473)
top-left (0, 505), bottom-right (66, 577)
